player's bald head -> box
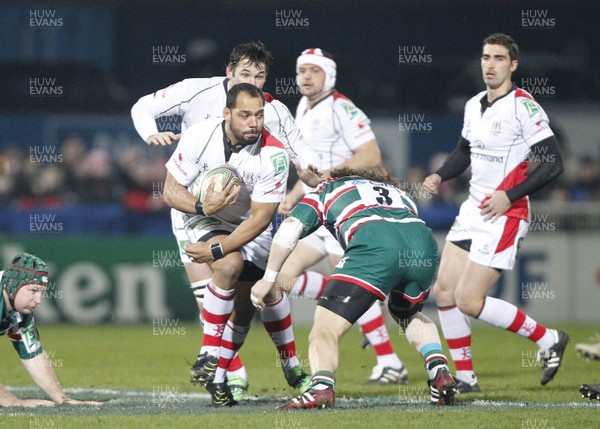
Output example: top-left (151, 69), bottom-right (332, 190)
top-left (226, 83), bottom-right (265, 109)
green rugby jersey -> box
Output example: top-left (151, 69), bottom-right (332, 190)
top-left (289, 175), bottom-right (423, 249)
top-left (0, 271), bottom-right (44, 359)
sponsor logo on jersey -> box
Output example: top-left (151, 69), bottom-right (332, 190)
top-left (342, 103), bottom-right (359, 120)
top-left (270, 152), bottom-right (288, 176)
top-left (264, 179), bottom-right (285, 195)
top-left (521, 99), bottom-right (540, 117)
top-left (472, 152), bottom-right (504, 163)
top-left (22, 326), bottom-right (41, 354)
top-left (170, 154), bottom-right (187, 176)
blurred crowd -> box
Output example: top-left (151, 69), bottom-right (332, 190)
top-left (0, 134), bottom-right (170, 212)
top-left (1, 134), bottom-right (600, 213)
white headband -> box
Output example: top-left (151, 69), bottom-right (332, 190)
top-left (296, 48), bottom-right (337, 90)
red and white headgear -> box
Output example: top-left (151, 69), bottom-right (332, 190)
top-left (296, 48), bottom-right (337, 90)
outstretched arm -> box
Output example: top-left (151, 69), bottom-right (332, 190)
top-left (21, 353), bottom-right (102, 406)
top-left (251, 217), bottom-right (306, 309)
top-left (0, 384), bottom-right (55, 408)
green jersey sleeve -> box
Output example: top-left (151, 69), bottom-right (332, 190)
top-left (289, 192), bottom-right (324, 239)
top-left (9, 314), bottom-right (44, 360)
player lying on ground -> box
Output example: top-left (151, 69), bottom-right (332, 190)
top-left (252, 167), bottom-right (456, 409)
top-left (0, 252), bottom-right (102, 408)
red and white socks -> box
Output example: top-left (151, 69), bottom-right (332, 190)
top-left (214, 321), bottom-right (250, 384)
top-left (261, 292), bottom-right (301, 368)
top-left (438, 305), bottom-right (476, 385)
top-left (290, 271), bottom-right (328, 299)
top-left (200, 281), bottom-right (235, 356)
top-left (477, 296), bottom-right (557, 349)
top-left (439, 297), bottom-right (558, 385)
top-left (356, 302), bottom-right (404, 369)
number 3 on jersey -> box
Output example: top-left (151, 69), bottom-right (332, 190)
top-left (356, 182), bottom-right (417, 214)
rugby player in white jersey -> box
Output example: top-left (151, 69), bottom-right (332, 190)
top-left (132, 42), bottom-right (317, 400)
top-left (423, 33), bottom-right (567, 393)
top-left (276, 48), bottom-right (408, 385)
top-left (164, 83), bottom-right (303, 406)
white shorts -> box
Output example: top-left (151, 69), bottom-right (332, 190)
top-left (446, 200), bottom-right (529, 270)
top-left (171, 208), bottom-right (271, 269)
top-left (171, 209), bottom-right (194, 264)
top-left (300, 225), bottom-right (344, 257)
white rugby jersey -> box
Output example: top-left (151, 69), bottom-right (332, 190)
top-left (295, 91), bottom-right (376, 170)
top-left (166, 118), bottom-right (289, 225)
top-left (462, 87), bottom-right (554, 220)
top-left (131, 77), bottom-right (316, 167)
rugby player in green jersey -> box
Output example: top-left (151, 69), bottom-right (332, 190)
top-left (0, 252), bottom-right (102, 408)
top-left (251, 168), bottom-right (455, 409)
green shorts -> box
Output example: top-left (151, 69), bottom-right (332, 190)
top-left (328, 220), bottom-right (438, 302)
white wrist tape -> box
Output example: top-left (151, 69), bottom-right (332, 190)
top-left (263, 268), bottom-right (279, 282)
top-left (272, 217), bottom-right (304, 250)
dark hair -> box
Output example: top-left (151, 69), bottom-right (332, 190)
top-left (228, 41), bottom-right (272, 72)
top-left (483, 33), bottom-right (519, 61)
top-left (226, 83), bottom-right (265, 109)
top-left (329, 166), bottom-right (399, 187)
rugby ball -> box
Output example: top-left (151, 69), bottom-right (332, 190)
top-left (189, 164), bottom-right (241, 202)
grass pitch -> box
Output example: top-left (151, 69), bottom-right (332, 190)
top-left (0, 321), bottom-right (598, 428)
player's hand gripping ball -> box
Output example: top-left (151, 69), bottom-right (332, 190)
top-left (189, 164), bottom-right (242, 203)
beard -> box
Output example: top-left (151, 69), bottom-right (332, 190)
top-left (229, 121), bottom-right (260, 147)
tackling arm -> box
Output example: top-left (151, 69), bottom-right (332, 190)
top-left (250, 217), bottom-right (305, 310)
